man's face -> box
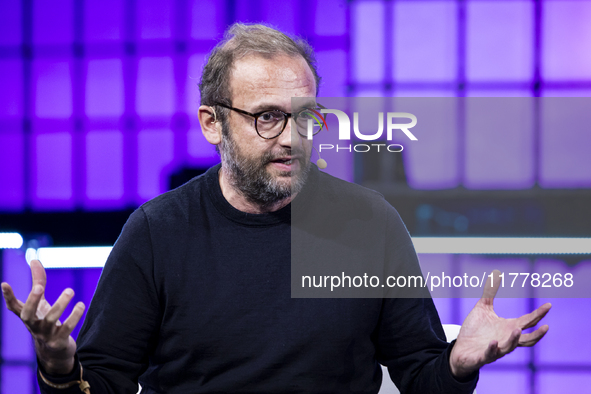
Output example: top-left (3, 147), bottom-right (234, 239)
top-left (219, 54), bottom-right (316, 206)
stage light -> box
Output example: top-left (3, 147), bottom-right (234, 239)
top-left (28, 246), bottom-right (113, 269)
top-left (20, 238), bottom-right (591, 269)
top-left (0, 233), bottom-right (24, 249)
top-left (412, 237), bottom-right (591, 255)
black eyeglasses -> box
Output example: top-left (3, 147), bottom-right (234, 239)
top-left (214, 102), bottom-right (326, 140)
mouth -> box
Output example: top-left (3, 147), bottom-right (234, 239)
top-left (271, 158), bottom-right (294, 165)
top-left (270, 155), bottom-right (300, 164)
top-left (269, 156), bottom-right (300, 172)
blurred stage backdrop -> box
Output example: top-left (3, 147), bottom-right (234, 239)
top-left (1, 0), bottom-right (591, 393)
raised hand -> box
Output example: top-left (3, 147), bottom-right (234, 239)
top-left (1, 259), bottom-right (85, 375)
top-left (449, 270), bottom-right (551, 379)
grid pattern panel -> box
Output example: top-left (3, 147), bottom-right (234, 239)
top-left (0, 0), bottom-right (362, 211)
top-left (351, 0), bottom-right (591, 190)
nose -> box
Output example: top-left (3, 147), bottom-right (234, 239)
top-left (277, 116), bottom-right (298, 149)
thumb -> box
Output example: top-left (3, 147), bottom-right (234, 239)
top-left (480, 269), bottom-right (501, 307)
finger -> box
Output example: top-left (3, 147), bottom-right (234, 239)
top-left (499, 328), bottom-right (522, 355)
top-left (517, 303), bottom-right (552, 330)
top-left (518, 325), bottom-right (549, 347)
top-left (20, 284), bottom-right (45, 324)
top-left (30, 260), bottom-right (47, 290)
top-left (1, 282), bottom-right (25, 316)
top-left (38, 298), bottom-right (52, 317)
top-left (45, 288), bottom-right (75, 325)
top-left (61, 302), bottom-right (85, 336)
top-left (480, 269), bottom-right (502, 306)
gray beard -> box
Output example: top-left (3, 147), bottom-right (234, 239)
top-left (219, 123), bottom-right (310, 209)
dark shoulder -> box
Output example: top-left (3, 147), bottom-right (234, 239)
top-left (139, 170), bottom-right (210, 225)
top-left (301, 168), bottom-right (392, 222)
top-left (315, 169), bottom-right (386, 205)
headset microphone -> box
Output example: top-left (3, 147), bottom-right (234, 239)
top-left (313, 145), bottom-right (327, 169)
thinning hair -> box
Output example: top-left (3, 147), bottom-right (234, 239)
top-left (199, 23), bottom-right (321, 125)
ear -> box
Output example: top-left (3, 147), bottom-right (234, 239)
top-left (198, 105), bottom-right (222, 145)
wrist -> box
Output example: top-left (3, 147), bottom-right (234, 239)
top-left (38, 357), bottom-right (75, 376)
top-left (35, 342), bottom-right (75, 375)
top-left (449, 343), bottom-right (478, 381)
top-left (449, 360), bottom-right (474, 380)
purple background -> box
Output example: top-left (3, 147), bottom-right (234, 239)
top-left (1, 0), bottom-right (591, 393)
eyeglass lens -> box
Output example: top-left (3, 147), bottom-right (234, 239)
top-left (255, 109), bottom-right (324, 139)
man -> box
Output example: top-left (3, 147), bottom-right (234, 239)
top-left (2, 24), bottom-right (550, 393)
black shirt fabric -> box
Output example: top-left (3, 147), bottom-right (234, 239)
top-left (38, 164), bottom-right (478, 394)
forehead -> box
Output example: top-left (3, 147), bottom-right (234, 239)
top-left (229, 54), bottom-right (316, 106)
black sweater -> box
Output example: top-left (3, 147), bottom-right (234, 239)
top-left (38, 164), bottom-right (478, 393)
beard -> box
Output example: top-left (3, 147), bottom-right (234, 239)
top-left (219, 122), bottom-right (311, 209)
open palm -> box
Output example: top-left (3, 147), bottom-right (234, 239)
top-left (1, 259), bottom-right (84, 374)
top-left (450, 270), bottom-right (551, 379)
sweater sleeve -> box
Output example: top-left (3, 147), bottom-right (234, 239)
top-left (38, 207), bottom-right (162, 394)
top-left (373, 207), bottom-right (479, 394)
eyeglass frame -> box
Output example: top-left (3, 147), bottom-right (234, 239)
top-left (212, 102), bottom-right (326, 140)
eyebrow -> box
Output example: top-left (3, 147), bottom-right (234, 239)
top-left (295, 100), bottom-right (319, 110)
top-left (249, 103), bottom-right (288, 113)
top-left (249, 100), bottom-right (319, 114)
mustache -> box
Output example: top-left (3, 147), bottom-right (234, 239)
top-left (262, 148), bottom-right (306, 163)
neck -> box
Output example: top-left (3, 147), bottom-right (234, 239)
top-left (218, 167), bottom-right (294, 214)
